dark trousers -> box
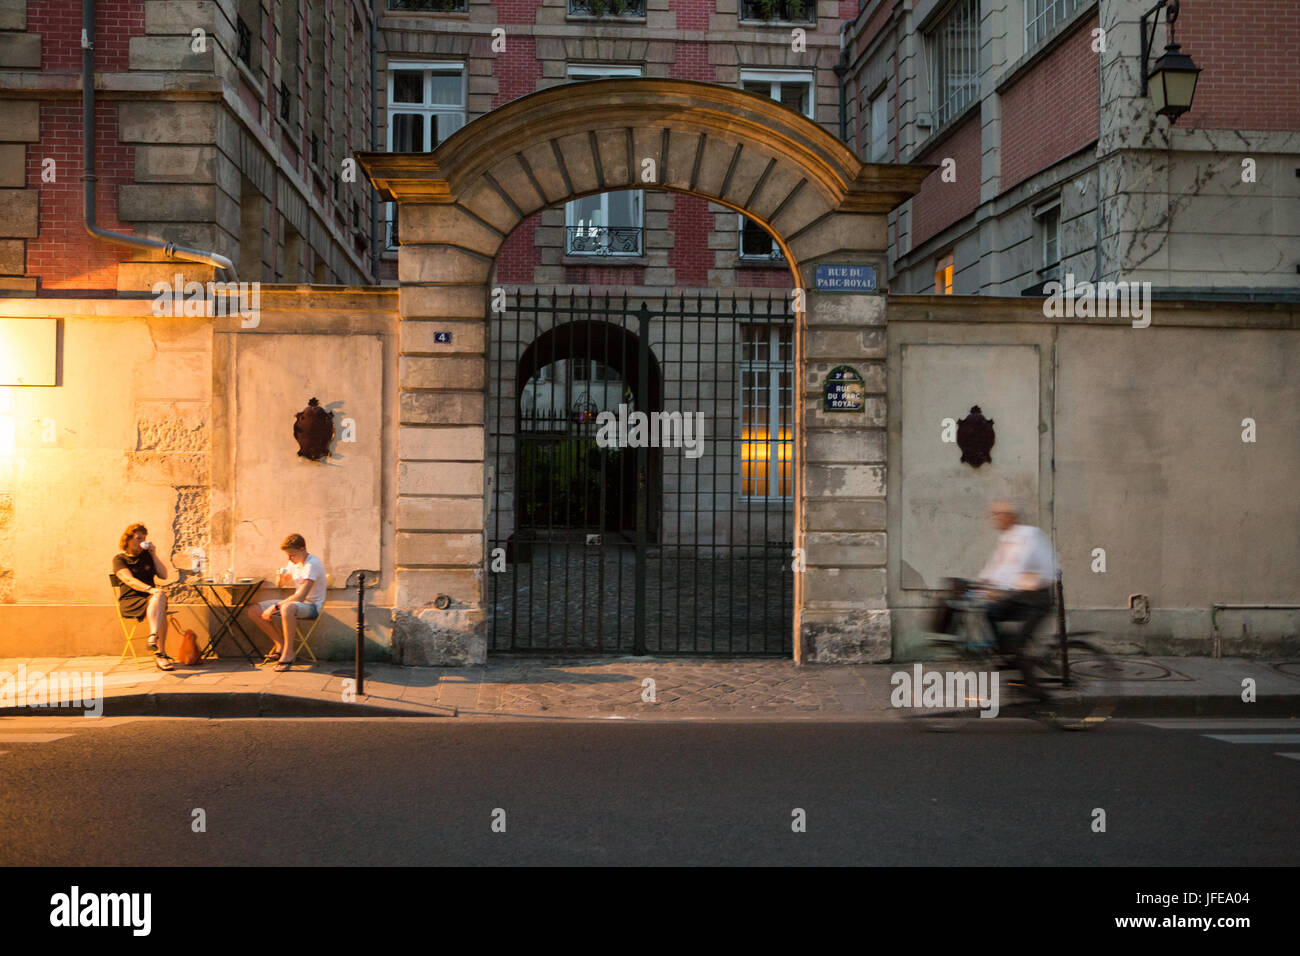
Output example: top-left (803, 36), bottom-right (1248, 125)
top-left (986, 587), bottom-right (1054, 698)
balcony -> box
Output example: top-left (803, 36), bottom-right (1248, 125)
top-left (739, 0), bottom-right (814, 24)
top-left (566, 226), bottom-right (643, 257)
top-left (387, 0), bottom-right (468, 11)
top-left (568, 0), bottom-right (647, 17)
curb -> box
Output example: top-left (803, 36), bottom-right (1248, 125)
top-left (2, 693), bottom-right (1297, 720)
top-left (0, 692), bottom-right (451, 719)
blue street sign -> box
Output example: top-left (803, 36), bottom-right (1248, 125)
top-left (815, 264), bottom-right (878, 292)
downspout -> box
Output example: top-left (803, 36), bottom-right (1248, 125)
top-left (81, 0), bottom-right (235, 280)
top-left (835, 23), bottom-right (849, 144)
top-left (369, 0), bottom-right (379, 281)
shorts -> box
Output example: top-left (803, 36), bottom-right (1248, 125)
top-left (257, 600), bottom-right (320, 620)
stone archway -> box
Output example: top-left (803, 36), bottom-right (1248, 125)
top-left (359, 78), bottom-right (928, 666)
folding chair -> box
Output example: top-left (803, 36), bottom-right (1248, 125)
top-left (287, 574), bottom-right (333, 664)
top-left (111, 573), bottom-right (148, 663)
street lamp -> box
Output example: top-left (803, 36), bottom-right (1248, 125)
top-left (1140, 0), bottom-right (1201, 122)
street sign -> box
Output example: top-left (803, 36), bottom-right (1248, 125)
top-left (824, 365), bottom-right (865, 412)
top-left (815, 264), bottom-right (878, 292)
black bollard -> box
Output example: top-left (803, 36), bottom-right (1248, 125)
top-left (355, 572), bottom-right (366, 696)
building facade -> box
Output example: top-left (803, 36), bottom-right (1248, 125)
top-left (0, 0), bottom-right (376, 293)
top-left (842, 0), bottom-right (1300, 296)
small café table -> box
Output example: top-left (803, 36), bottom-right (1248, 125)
top-left (193, 578), bottom-right (264, 664)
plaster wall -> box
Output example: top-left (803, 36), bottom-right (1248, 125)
top-left (888, 296), bottom-right (1300, 658)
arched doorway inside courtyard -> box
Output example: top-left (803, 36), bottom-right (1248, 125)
top-left (359, 78), bottom-right (928, 664)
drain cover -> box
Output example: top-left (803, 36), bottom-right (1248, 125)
top-left (1072, 659), bottom-right (1173, 681)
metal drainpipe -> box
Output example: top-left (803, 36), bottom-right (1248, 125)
top-left (369, 0), bottom-right (380, 282)
top-left (82, 0), bottom-right (235, 280)
top-left (836, 23), bottom-right (849, 144)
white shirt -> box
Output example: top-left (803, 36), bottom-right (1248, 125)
top-left (290, 553), bottom-right (327, 611)
top-left (979, 524), bottom-right (1058, 591)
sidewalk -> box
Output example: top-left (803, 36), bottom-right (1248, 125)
top-left (2, 654), bottom-right (1299, 720)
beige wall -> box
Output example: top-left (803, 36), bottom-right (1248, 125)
top-left (0, 287), bottom-right (400, 658)
top-left (888, 296), bottom-right (1300, 657)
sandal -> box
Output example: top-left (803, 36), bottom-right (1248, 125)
top-left (154, 653), bottom-right (175, 672)
top-left (273, 659), bottom-right (295, 672)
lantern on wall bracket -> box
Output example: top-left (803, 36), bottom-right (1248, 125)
top-left (1139, 0), bottom-right (1201, 122)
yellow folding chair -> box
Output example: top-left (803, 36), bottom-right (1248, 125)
top-left (287, 574), bottom-right (333, 664)
top-left (111, 573), bottom-right (148, 663)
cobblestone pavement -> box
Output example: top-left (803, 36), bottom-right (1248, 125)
top-left (487, 545), bottom-right (793, 655)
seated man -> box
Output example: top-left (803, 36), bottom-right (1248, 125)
top-left (975, 498), bottom-right (1059, 700)
top-left (112, 523), bottom-right (174, 671)
top-left (251, 533), bottom-right (326, 671)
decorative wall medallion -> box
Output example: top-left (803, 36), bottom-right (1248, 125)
top-left (956, 405), bottom-right (995, 467)
top-left (294, 397), bottom-right (335, 461)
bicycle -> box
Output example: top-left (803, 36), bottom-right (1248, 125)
top-left (922, 577), bottom-right (1121, 730)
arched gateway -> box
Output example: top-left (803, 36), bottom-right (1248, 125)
top-left (359, 79), bottom-right (928, 665)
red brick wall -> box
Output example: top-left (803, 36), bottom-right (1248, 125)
top-left (999, 15), bottom-right (1099, 191)
top-left (492, 35), bottom-right (541, 108)
top-left (670, 0), bottom-right (709, 32)
top-left (26, 103), bottom-right (136, 291)
top-left (909, 111), bottom-right (979, 248)
top-left (669, 41), bottom-right (712, 81)
top-left (668, 193), bottom-right (710, 286)
top-left (31, 0), bottom-right (142, 72)
top-left (1176, 0), bottom-right (1300, 129)
top-left (497, 0), bottom-right (539, 25)
top-left (496, 216), bottom-right (541, 283)
top-left (737, 267), bottom-right (794, 288)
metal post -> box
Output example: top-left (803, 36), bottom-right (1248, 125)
top-left (355, 572), bottom-right (366, 696)
top-left (634, 301), bottom-right (651, 655)
top-left (1055, 574), bottom-right (1069, 685)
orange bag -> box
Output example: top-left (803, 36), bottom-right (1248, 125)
top-left (169, 615), bottom-right (202, 666)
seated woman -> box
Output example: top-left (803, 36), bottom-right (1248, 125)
top-left (112, 523), bottom-right (174, 671)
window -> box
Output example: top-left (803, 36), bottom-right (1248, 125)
top-left (929, 0), bottom-right (979, 128)
top-left (386, 63), bottom-right (466, 248)
top-left (278, 0), bottom-right (299, 125)
top-left (1025, 0), bottom-right (1084, 49)
top-left (566, 65), bottom-right (644, 256)
top-left (740, 324), bottom-right (794, 499)
top-left (869, 91), bottom-right (889, 162)
top-left (934, 253), bottom-right (954, 294)
top-left (739, 0), bottom-right (814, 24)
top-left (739, 70), bottom-right (814, 260)
top-left (1034, 198), bottom-right (1061, 281)
top-left (236, 0), bottom-right (257, 69)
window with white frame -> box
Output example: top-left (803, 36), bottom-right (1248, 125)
top-left (869, 91), bottom-right (889, 162)
top-left (740, 323), bottom-right (794, 499)
top-left (1034, 197), bottom-right (1061, 281)
top-left (386, 63), bottom-right (466, 248)
top-left (1025, 0), bottom-right (1084, 50)
top-left (929, 0), bottom-right (979, 129)
top-left (566, 64), bottom-right (644, 256)
top-left (739, 70), bottom-right (814, 259)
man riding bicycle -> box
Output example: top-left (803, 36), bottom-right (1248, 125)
top-left (970, 498), bottom-right (1059, 701)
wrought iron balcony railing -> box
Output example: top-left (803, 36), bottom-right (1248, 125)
top-left (568, 0), bottom-right (647, 17)
top-left (277, 81), bottom-right (291, 123)
top-left (387, 0), bottom-right (468, 11)
top-left (739, 0), bottom-right (814, 23)
top-left (566, 226), bottom-right (643, 256)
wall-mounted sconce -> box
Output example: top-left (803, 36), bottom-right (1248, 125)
top-left (1140, 0), bottom-right (1202, 122)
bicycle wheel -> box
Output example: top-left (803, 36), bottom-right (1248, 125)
top-left (1031, 639), bottom-right (1121, 730)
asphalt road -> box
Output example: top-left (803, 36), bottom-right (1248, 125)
top-left (0, 716), bottom-right (1297, 866)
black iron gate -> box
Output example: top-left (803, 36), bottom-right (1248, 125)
top-left (488, 290), bottom-right (794, 655)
